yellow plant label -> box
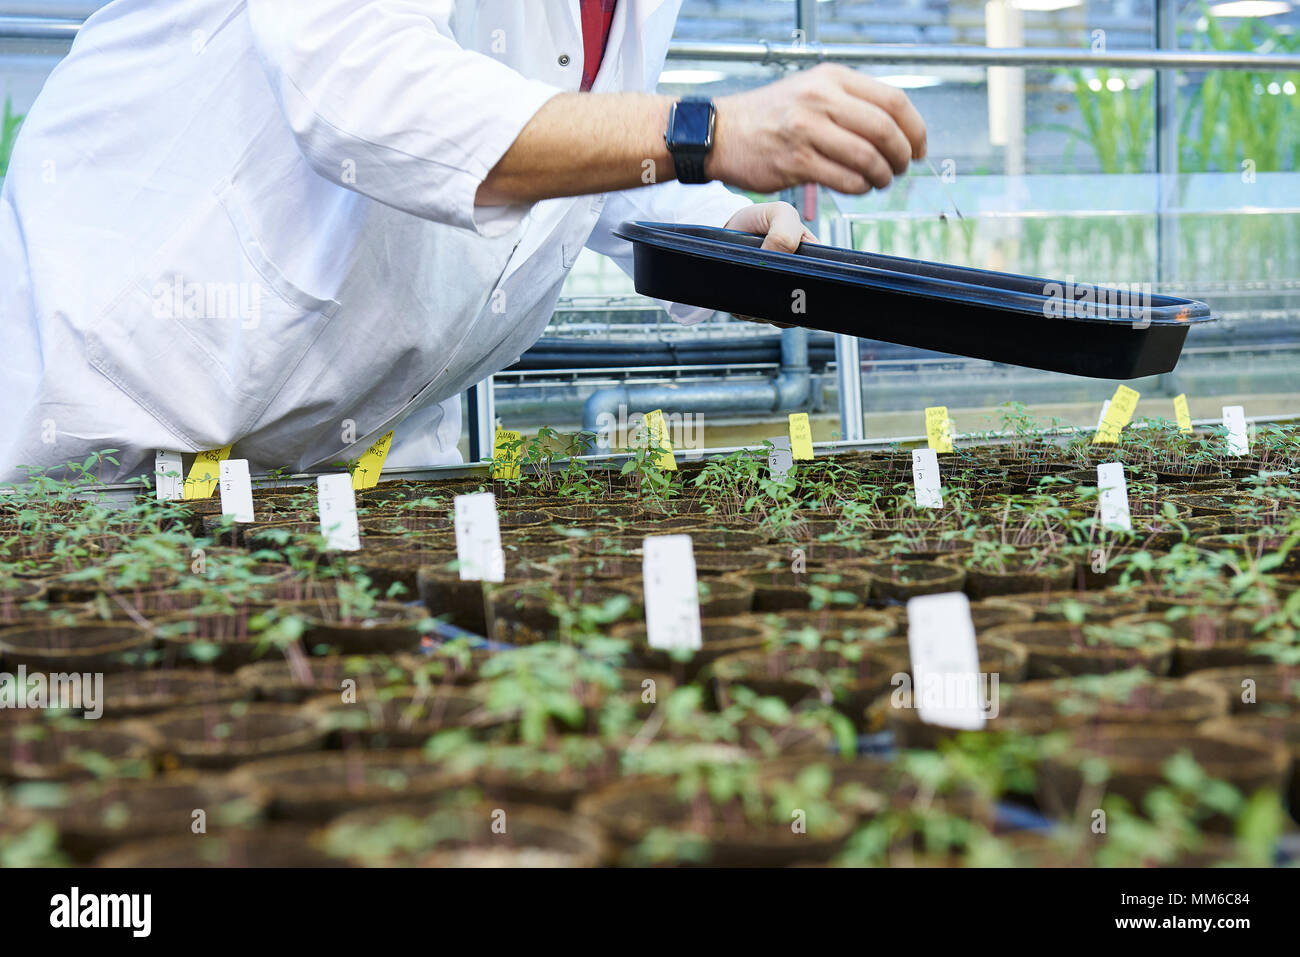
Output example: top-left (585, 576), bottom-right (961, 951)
top-left (1092, 386), bottom-right (1140, 445)
top-left (492, 428), bottom-right (522, 480)
top-left (1173, 394), bottom-right (1193, 434)
top-left (788, 413), bottom-right (814, 460)
top-left (643, 410), bottom-right (677, 471)
top-left (351, 430), bottom-right (395, 490)
top-left (183, 445), bottom-right (233, 500)
top-left (925, 406), bottom-right (954, 453)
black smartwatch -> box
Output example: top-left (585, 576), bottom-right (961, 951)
top-left (664, 96), bottom-right (716, 185)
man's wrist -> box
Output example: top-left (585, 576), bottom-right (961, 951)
top-left (664, 96), bottom-right (717, 185)
top-left (701, 97), bottom-right (726, 183)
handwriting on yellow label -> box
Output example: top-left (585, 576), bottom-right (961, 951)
top-left (925, 407), bottom-right (954, 453)
top-left (351, 430), bottom-right (395, 490)
top-left (643, 410), bottom-right (677, 471)
top-left (1173, 394), bottom-right (1193, 434)
top-left (1093, 386), bottom-right (1140, 445)
top-left (492, 428), bottom-right (522, 480)
top-left (183, 445), bottom-right (233, 500)
top-left (788, 413), bottom-right (814, 460)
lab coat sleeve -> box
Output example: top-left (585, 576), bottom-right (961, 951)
top-left (245, 0), bottom-right (564, 237)
top-left (585, 179), bottom-right (753, 325)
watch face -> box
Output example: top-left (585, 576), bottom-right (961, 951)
top-left (673, 101), bottom-right (713, 146)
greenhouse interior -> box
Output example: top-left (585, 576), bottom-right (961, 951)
top-left (2, 0), bottom-right (1300, 892)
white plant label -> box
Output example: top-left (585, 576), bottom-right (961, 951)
top-left (154, 451), bottom-right (183, 502)
top-left (1222, 406), bottom-right (1249, 456)
top-left (642, 534), bottom-right (702, 652)
top-left (317, 474), bottom-right (361, 552)
top-left (454, 492), bottom-right (505, 582)
top-left (911, 448), bottom-right (943, 509)
top-left (1095, 398), bottom-right (1111, 432)
top-left (218, 459), bottom-right (255, 523)
top-left (906, 592), bottom-right (986, 730)
top-left (767, 436), bottom-right (794, 481)
top-left (1096, 462), bottom-right (1132, 531)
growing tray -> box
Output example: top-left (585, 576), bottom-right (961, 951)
top-left (615, 221), bottom-right (1214, 379)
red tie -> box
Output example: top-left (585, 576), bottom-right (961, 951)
top-left (579, 0), bottom-right (617, 92)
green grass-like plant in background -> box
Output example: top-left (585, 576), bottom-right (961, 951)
top-left (0, 96), bottom-right (24, 181)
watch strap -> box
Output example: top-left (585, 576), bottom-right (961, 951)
top-left (672, 151), bottom-right (709, 185)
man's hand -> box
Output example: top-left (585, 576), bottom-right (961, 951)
top-left (724, 202), bottom-right (818, 253)
top-left (706, 63), bottom-right (927, 195)
top-left (724, 202), bottom-right (811, 328)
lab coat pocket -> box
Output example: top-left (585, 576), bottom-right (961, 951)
top-left (86, 179), bottom-right (342, 448)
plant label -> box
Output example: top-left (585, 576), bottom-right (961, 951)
top-left (1222, 406), bottom-right (1249, 456)
top-left (906, 592), bottom-right (985, 730)
top-left (642, 535), bottom-right (702, 652)
top-left (454, 492), bottom-right (506, 582)
top-left (1094, 398), bottom-right (1111, 432)
top-left (1096, 462), bottom-right (1132, 531)
top-left (492, 428), bottom-right (522, 480)
top-left (317, 474), bottom-right (361, 552)
top-left (154, 451), bottom-right (183, 502)
top-left (912, 448), bottom-right (943, 508)
top-left (1173, 394), bottom-right (1193, 434)
top-left (218, 459), bottom-right (255, 523)
top-left (768, 436), bottom-right (794, 481)
top-left (352, 430), bottom-right (395, 491)
top-left (183, 445), bottom-right (232, 500)
top-left (1093, 386), bottom-right (1139, 444)
top-left (925, 406), bottom-right (954, 453)
top-left (642, 409), bottom-right (677, 471)
top-left (788, 412), bottom-right (815, 460)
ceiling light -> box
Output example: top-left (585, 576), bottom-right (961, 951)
top-left (1208, 1), bottom-right (1292, 17)
top-left (876, 74), bottom-right (944, 89)
top-left (658, 69), bottom-right (727, 85)
top-left (1014, 0), bottom-right (1083, 10)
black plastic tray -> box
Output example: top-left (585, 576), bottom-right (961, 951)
top-left (614, 221), bottom-right (1214, 379)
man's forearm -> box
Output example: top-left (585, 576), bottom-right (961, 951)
top-left (476, 65), bottom-right (928, 206)
top-left (476, 93), bottom-right (677, 206)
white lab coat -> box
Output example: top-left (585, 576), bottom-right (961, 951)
top-left (0, 0), bottom-right (750, 483)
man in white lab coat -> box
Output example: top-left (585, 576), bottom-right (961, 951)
top-left (0, 0), bottom-right (925, 484)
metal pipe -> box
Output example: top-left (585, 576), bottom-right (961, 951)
top-left (581, 327), bottom-right (813, 448)
top-left (665, 40), bottom-right (1300, 72)
top-left (829, 217), bottom-right (866, 442)
top-left (1154, 0), bottom-right (1179, 289)
top-left (5, 17), bottom-right (1300, 70)
top-left (0, 16), bottom-right (80, 41)
top-left (795, 0), bottom-right (818, 44)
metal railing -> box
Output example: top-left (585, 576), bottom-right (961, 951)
top-left (666, 39), bottom-right (1300, 71)
top-left (0, 15), bottom-right (78, 41)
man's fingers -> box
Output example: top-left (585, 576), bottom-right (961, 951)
top-left (804, 120), bottom-right (897, 190)
top-left (795, 149), bottom-right (871, 195)
top-left (759, 204), bottom-right (809, 253)
top-left (834, 70), bottom-right (928, 160)
top-left (826, 95), bottom-right (914, 175)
